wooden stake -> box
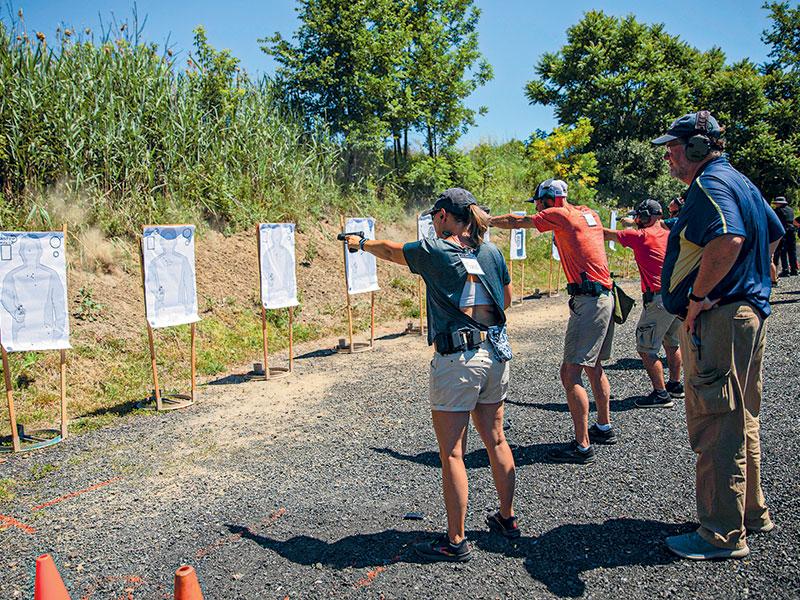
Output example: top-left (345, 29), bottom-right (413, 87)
top-left (418, 278), bottom-right (424, 336)
top-left (288, 307), bottom-right (294, 372)
top-left (340, 215), bottom-right (354, 354)
top-left (556, 260), bottom-right (563, 292)
top-left (190, 322), bottom-right (196, 401)
top-left (257, 224), bottom-right (270, 381)
top-left (548, 254), bottom-right (554, 296)
top-left (370, 291), bottom-right (375, 347)
top-left (520, 262), bottom-right (526, 303)
top-left (59, 350), bottom-right (67, 439)
top-left (140, 237), bottom-right (163, 410)
top-left (0, 337), bottom-right (19, 452)
top-left (60, 224), bottom-right (68, 439)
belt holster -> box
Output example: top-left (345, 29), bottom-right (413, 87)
top-left (643, 290), bottom-right (655, 304)
top-left (434, 328), bottom-right (486, 355)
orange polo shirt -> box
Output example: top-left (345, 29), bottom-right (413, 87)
top-left (530, 204), bottom-right (612, 288)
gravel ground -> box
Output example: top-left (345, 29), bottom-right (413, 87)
top-left (1, 279), bottom-right (799, 599)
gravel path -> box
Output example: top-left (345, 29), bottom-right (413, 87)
top-left (1, 280), bottom-right (799, 599)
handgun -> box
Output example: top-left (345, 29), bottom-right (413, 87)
top-left (337, 231), bottom-right (365, 253)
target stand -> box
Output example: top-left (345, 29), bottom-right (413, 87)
top-left (136, 229), bottom-right (197, 412)
top-left (1, 225), bottom-right (69, 453)
top-left (336, 216), bottom-right (376, 354)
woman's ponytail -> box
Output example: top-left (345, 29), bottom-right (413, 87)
top-left (467, 204), bottom-right (490, 247)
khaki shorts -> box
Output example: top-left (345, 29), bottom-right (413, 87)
top-left (636, 293), bottom-right (681, 354)
top-left (564, 293), bottom-right (615, 366)
top-left (429, 341), bottom-right (509, 412)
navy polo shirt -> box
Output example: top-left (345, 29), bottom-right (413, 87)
top-left (662, 156), bottom-right (784, 318)
top-left (403, 237), bottom-right (510, 345)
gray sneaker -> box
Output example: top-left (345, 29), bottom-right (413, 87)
top-left (635, 389), bottom-right (674, 408)
top-left (588, 424), bottom-right (618, 445)
top-left (665, 532), bottom-right (749, 560)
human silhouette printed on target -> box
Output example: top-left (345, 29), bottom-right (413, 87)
top-left (145, 228), bottom-right (196, 321)
top-left (262, 225), bottom-right (297, 308)
top-left (0, 236), bottom-right (67, 347)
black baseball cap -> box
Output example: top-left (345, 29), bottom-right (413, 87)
top-left (628, 199), bottom-right (663, 219)
top-left (422, 188), bottom-right (477, 217)
top-left (651, 111), bottom-right (722, 145)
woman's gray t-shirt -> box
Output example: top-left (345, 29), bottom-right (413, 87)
top-left (402, 237), bottom-right (510, 345)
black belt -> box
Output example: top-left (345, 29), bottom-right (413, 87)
top-left (566, 282), bottom-right (611, 297)
top-left (434, 328), bottom-right (487, 355)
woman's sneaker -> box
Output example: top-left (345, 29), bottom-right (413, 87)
top-left (486, 511), bottom-right (521, 539)
top-left (414, 534), bottom-right (472, 562)
top-left (666, 380), bottom-right (685, 398)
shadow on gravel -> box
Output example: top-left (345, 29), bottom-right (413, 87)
top-left (225, 525), bottom-right (426, 568)
top-left (471, 518), bottom-right (691, 597)
top-left (604, 358), bottom-right (645, 371)
top-left (506, 397), bottom-right (639, 412)
top-left (376, 332), bottom-right (408, 341)
top-left (294, 348), bottom-right (337, 360)
top-left (770, 298), bottom-right (800, 306)
top-left (371, 444), bottom-right (566, 468)
top-left (207, 374), bottom-right (251, 385)
top-left (227, 519), bottom-right (690, 597)
top-left (78, 399), bottom-right (141, 419)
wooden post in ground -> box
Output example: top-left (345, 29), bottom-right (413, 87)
top-left (140, 237), bottom-right (163, 411)
top-left (1, 337), bottom-right (19, 452)
top-left (288, 307), bottom-right (294, 372)
top-left (190, 322), bottom-right (197, 401)
top-left (370, 291), bottom-right (375, 347)
top-left (257, 224), bottom-right (270, 380)
top-left (340, 215), bottom-right (355, 354)
top-left (60, 224), bottom-right (68, 439)
top-left (417, 278), bottom-right (424, 335)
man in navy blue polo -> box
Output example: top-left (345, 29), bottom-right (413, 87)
top-left (654, 111), bottom-right (784, 560)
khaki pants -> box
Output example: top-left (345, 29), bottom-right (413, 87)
top-left (680, 301), bottom-right (771, 550)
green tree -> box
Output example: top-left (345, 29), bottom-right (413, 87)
top-left (262, 0), bottom-right (492, 176)
top-left (406, 0), bottom-right (492, 157)
top-left (525, 118), bottom-right (598, 204)
top-left (757, 1), bottom-right (800, 200)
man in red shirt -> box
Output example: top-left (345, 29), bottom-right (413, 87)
top-left (490, 179), bottom-right (616, 464)
top-left (604, 199), bottom-right (683, 408)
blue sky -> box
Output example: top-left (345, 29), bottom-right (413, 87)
top-left (7, 1), bottom-right (778, 147)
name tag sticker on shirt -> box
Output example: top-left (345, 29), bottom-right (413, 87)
top-left (583, 213), bottom-right (598, 227)
top-left (459, 256), bottom-right (485, 275)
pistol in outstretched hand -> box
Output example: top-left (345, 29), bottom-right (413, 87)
top-left (337, 231), bottom-right (365, 253)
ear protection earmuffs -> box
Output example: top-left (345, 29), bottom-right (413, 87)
top-left (685, 110), bottom-right (712, 162)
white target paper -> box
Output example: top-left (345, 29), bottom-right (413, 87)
top-left (609, 210), bottom-right (618, 250)
top-left (510, 211), bottom-right (527, 260)
top-left (418, 214), bottom-right (436, 241)
top-left (344, 217), bottom-right (379, 295)
top-left (0, 232), bottom-right (70, 352)
top-left (259, 223), bottom-right (299, 310)
top-left (142, 225), bottom-right (200, 329)
top-left (552, 233), bottom-right (560, 261)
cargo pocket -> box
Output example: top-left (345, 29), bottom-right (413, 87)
top-left (636, 323), bottom-right (656, 352)
top-left (687, 368), bottom-right (735, 415)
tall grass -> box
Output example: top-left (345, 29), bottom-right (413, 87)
top-left (0, 15), bottom-right (399, 235)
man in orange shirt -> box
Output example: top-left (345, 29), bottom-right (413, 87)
top-left (604, 199), bottom-right (683, 408)
top-left (490, 179), bottom-right (616, 464)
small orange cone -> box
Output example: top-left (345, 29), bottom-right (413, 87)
top-left (174, 565), bottom-right (204, 600)
top-left (34, 554), bottom-right (71, 600)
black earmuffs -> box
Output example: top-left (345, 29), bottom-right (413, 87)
top-left (685, 110), bottom-right (712, 162)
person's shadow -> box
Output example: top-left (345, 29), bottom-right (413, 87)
top-left (226, 518), bottom-right (690, 597)
top-left (371, 443), bottom-right (566, 468)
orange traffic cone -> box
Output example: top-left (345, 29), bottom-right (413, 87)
top-left (174, 565), bottom-right (204, 600)
top-left (34, 554), bottom-right (71, 600)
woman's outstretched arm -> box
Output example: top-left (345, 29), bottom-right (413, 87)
top-left (344, 236), bottom-right (408, 266)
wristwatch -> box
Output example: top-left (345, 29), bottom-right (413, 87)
top-left (359, 237), bottom-right (368, 251)
top-left (688, 291), bottom-right (706, 303)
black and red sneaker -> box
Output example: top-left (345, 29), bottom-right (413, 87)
top-left (414, 533), bottom-right (472, 562)
top-left (486, 511), bottom-right (521, 539)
